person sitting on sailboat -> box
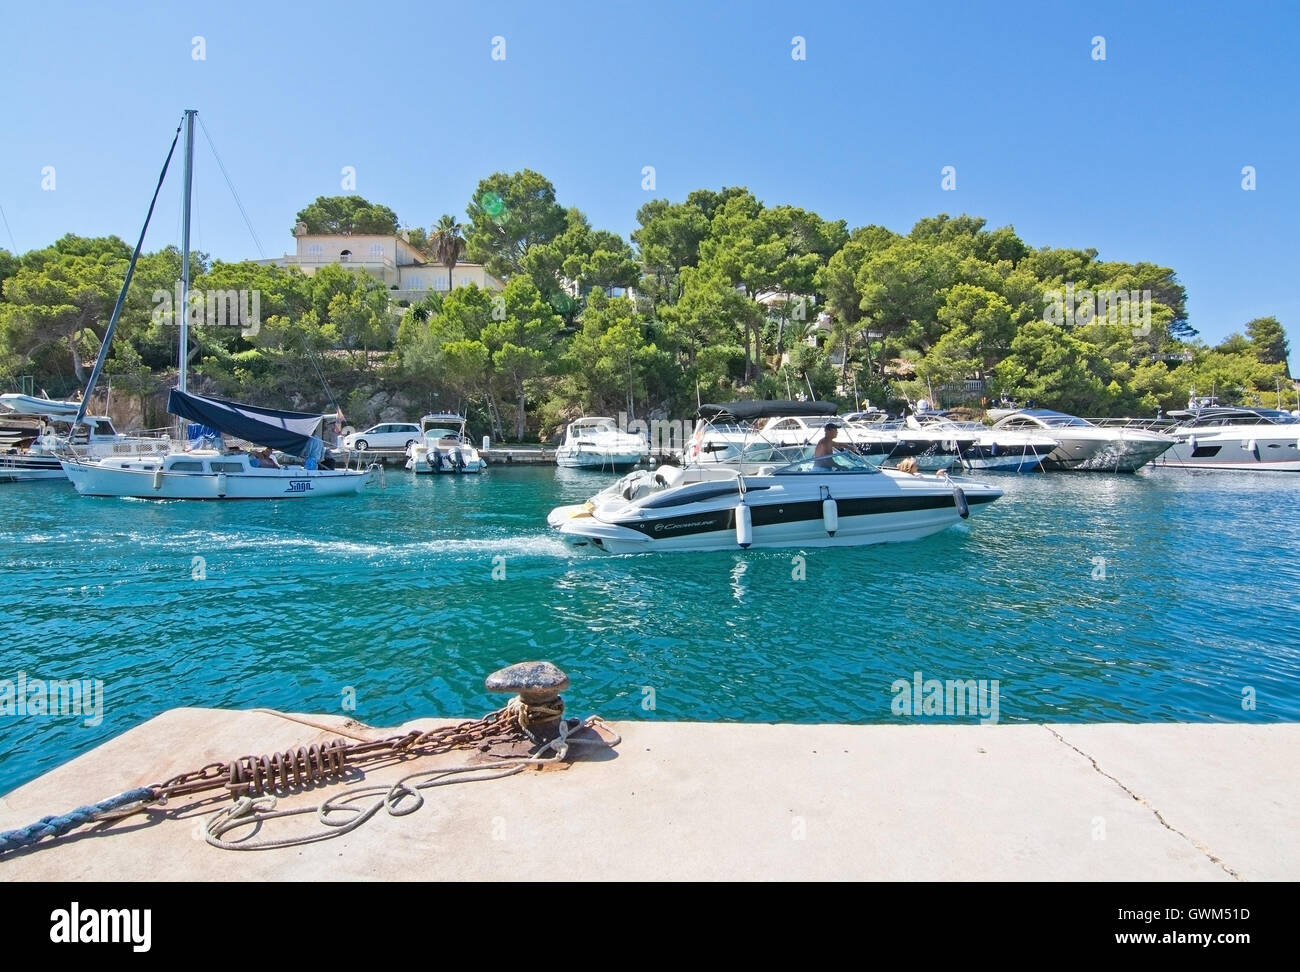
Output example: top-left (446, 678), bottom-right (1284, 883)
top-left (251, 447), bottom-right (279, 468)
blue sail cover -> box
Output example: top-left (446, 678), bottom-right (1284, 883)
top-left (167, 390), bottom-right (323, 456)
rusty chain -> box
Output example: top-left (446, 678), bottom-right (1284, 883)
top-left (151, 704), bottom-right (535, 803)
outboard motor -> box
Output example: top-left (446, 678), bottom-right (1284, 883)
top-left (451, 447), bottom-right (466, 471)
top-left (428, 449), bottom-right (444, 473)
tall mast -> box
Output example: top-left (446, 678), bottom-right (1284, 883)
top-left (179, 109), bottom-right (196, 393)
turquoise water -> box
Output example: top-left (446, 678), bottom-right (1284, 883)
top-left (2, 465), bottom-right (1298, 795)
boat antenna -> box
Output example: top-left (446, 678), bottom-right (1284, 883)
top-left (74, 115), bottom-right (185, 430)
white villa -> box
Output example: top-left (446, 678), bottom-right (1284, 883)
top-left (257, 224), bottom-right (505, 302)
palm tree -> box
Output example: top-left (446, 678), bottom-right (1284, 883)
top-left (430, 214), bottom-right (465, 294)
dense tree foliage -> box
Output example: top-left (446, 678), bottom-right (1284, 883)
top-left (294, 195), bottom-right (400, 236)
top-left (2, 178), bottom-right (1293, 439)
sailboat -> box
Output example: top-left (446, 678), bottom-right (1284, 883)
top-left (60, 110), bottom-right (373, 499)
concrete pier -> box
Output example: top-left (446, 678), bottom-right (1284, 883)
top-left (1, 711), bottom-right (1295, 880)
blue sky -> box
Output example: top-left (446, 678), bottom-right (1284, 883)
top-left (2, 0), bottom-right (1297, 371)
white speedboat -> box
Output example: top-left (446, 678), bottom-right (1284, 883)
top-left (1153, 405), bottom-right (1300, 471)
top-left (910, 415), bottom-right (1056, 472)
top-left (0, 395), bottom-right (172, 482)
top-left (554, 417), bottom-right (648, 470)
top-left (63, 447), bottom-right (371, 499)
top-left (548, 449), bottom-right (1002, 553)
top-left (406, 413), bottom-right (485, 474)
top-left (991, 409), bottom-right (1172, 471)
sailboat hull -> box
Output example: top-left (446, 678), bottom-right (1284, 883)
top-left (61, 456), bottom-right (371, 499)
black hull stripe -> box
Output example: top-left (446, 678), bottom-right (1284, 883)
top-left (623, 492), bottom-right (995, 538)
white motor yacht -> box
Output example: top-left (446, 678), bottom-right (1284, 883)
top-left (405, 413), bottom-right (486, 474)
top-left (991, 409), bottom-right (1172, 471)
top-left (1153, 405), bottom-right (1300, 471)
top-left (554, 417), bottom-right (648, 470)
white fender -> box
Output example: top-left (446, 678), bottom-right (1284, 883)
top-left (1187, 434), bottom-right (1197, 452)
top-left (152, 467), bottom-right (164, 490)
top-left (1246, 438), bottom-right (1259, 459)
top-left (215, 472), bottom-right (228, 498)
top-left (823, 497), bottom-right (839, 536)
top-left (735, 502), bottom-right (752, 548)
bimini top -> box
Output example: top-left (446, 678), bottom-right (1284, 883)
top-left (699, 400), bottom-right (839, 422)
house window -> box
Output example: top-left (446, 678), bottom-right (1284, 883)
top-left (306, 243), bottom-right (323, 258)
top-left (339, 249), bottom-right (352, 263)
top-left (369, 243), bottom-right (385, 259)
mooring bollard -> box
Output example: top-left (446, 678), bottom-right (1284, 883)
top-left (486, 661), bottom-right (568, 740)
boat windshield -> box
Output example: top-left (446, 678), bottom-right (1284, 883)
top-left (774, 450), bottom-right (882, 474)
top-left (1027, 412), bottom-right (1092, 428)
top-left (426, 428), bottom-right (457, 439)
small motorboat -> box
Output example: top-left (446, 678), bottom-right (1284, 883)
top-left (405, 413), bottom-right (486, 474)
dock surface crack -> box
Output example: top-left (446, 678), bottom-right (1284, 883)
top-left (1043, 726), bottom-right (1243, 881)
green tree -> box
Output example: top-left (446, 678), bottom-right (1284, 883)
top-left (294, 196), bottom-right (400, 235)
top-left (992, 320), bottom-right (1112, 414)
top-left (0, 235), bottom-right (133, 387)
top-left (1245, 316), bottom-right (1289, 368)
top-left (481, 278), bottom-right (563, 439)
top-left (465, 170), bottom-right (567, 279)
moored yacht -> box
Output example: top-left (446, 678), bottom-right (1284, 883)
top-left (405, 413), bottom-right (486, 474)
top-left (1154, 405), bottom-right (1300, 471)
top-left (554, 417), bottom-right (648, 470)
top-left (991, 409), bottom-right (1172, 472)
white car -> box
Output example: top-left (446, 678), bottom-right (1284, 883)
top-left (342, 422), bottom-right (421, 451)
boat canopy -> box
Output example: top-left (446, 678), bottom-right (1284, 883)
top-left (167, 389), bottom-right (324, 456)
top-left (699, 400), bottom-right (838, 421)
